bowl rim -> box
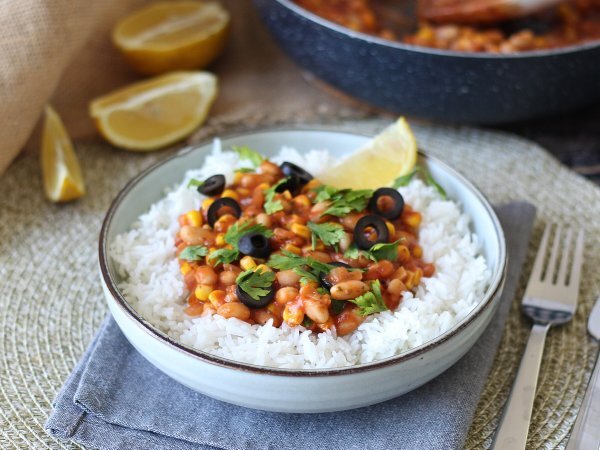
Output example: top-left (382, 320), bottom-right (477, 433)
top-left (270, 0), bottom-right (600, 59)
top-left (99, 127), bottom-right (507, 377)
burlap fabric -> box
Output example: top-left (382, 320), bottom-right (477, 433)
top-left (0, 0), bottom-right (373, 176)
top-left (0, 119), bottom-right (599, 449)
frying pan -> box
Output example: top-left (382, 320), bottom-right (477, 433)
top-left (253, 0), bottom-right (600, 124)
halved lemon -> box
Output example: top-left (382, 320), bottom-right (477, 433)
top-left (41, 106), bottom-right (86, 202)
top-left (90, 71), bottom-right (218, 151)
top-left (113, 1), bottom-right (230, 75)
top-left (318, 117), bottom-right (418, 190)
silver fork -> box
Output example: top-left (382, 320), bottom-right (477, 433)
top-left (492, 224), bottom-right (585, 450)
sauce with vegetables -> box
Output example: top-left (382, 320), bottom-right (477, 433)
top-left (175, 149), bottom-right (435, 336)
top-left (295, 0), bottom-right (600, 53)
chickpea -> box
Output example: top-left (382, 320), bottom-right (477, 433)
top-left (195, 265), bottom-right (218, 286)
top-left (304, 298), bottom-right (330, 324)
top-left (276, 270), bottom-right (301, 287)
top-left (275, 286), bottom-right (299, 305)
top-left (330, 280), bottom-right (369, 300)
top-left (217, 303), bottom-right (251, 321)
top-left (180, 226), bottom-right (215, 246)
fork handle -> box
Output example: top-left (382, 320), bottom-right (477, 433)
top-left (492, 323), bottom-right (551, 450)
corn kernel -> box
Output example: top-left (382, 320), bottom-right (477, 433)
top-left (216, 233), bottom-right (226, 246)
top-left (293, 195), bottom-right (311, 207)
top-left (221, 189), bottom-right (239, 201)
top-left (206, 247), bottom-right (218, 266)
top-left (194, 285), bottom-right (212, 302)
top-left (405, 211), bottom-right (422, 229)
top-left (385, 221), bottom-right (396, 239)
top-left (398, 245), bottom-right (411, 263)
top-left (208, 290), bottom-right (226, 308)
top-left (180, 262), bottom-right (191, 275)
top-left (202, 198), bottom-right (215, 211)
top-left (313, 241), bottom-right (325, 251)
top-left (283, 244), bottom-right (302, 255)
top-left (255, 264), bottom-right (273, 273)
top-left (412, 245), bottom-right (423, 258)
top-left (233, 172), bottom-right (244, 185)
top-left (291, 223), bottom-right (310, 239)
top-left (237, 187), bottom-right (251, 197)
top-left (240, 256), bottom-right (257, 270)
top-left (186, 210), bottom-right (203, 227)
top-left (282, 190), bottom-right (292, 200)
top-left (257, 182), bottom-right (270, 191)
top-left (304, 179), bottom-right (321, 191)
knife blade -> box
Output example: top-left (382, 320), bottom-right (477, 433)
top-left (566, 296), bottom-right (600, 450)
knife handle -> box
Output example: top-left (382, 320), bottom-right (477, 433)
top-left (566, 352), bottom-right (600, 450)
top-left (492, 323), bottom-right (551, 450)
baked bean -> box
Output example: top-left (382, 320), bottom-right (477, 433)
top-left (180, 226), bottom-right (215, 246)
top-left (276, 270), bottom-right (301, 287)
top-left (255, 213), bottom-right (272, 228)
top-left (304, 298), bottom-right (330, 323)
top-left (328, 267), bottom-right (362, 285)
top-left (252, 308), bottom-right (282, 327)
top-left (219, 270), bottom-right (237, 287)
top-left (259, 160), bottom-right (283, 176)
top-left (217, 303), bottom-right (251, 321)
top-left (306, 251), bottom-right (332, 263)
top-left (364, 260), bottom-right (395, 280)
top-left (283, 301), bottom-right (304, 326)
top-left (330, 280), bottom-right (369, 300)
top-left (195, 265), bottom-right (218, 286)
top-left (275, 286), bottom-right (299, 305)
top-left (335, 307), bottom-right (363, 336)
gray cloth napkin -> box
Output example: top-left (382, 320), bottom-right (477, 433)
top-left (45, 202), bottom-right (536, 450)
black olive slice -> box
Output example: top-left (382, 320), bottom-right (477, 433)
top-left (319, 261), bottom-right (351, 291)
top-left (207, 197), bottom-right (242, 227)
top-left (354, 215), bottom-right (389, 250)
top-left (275, 172), bottom-right (300, 195)
top-left (238, 232), bottom-right (271, 259)
top-left (368, 188), bottom-right (404, 220)
top-left (280, 161), bottom-right (313, 187)
top-left (198, 174), bottom-right (226, 196)
top-left (236, 284), bottom-right (275, 309)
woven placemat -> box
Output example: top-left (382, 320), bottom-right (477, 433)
top-left (0, 120), bottom-right (598, 449)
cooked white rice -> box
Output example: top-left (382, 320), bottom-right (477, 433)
top-left (110, 141), bottom-right (491, 369)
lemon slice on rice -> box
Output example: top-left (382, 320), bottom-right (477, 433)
top-left (90, 71), bottom-right (218, 151)
top-left (318, 117), bottom-right (418, 190)
top-left (41, 106), bottom-right (86, 202)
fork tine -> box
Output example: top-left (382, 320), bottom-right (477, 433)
top-left (543, 224), bottom-right (562, 282)
top-left (568, 230), bottom-right (585, 288)
top-left (556, 228), bottom-right (573, 285)
top-left (530, 224), bottom-right (551, 281)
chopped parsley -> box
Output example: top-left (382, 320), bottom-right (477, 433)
top-left (349, 280), bottom-right (388, 316)
top-left (343, 244), bottom-right (376, 261)
top-left (232, 145), bottom-right (264, 168)
top-left (312, 185), bottom-right (373, 217)
top-left (234, 167), bottom-right (255, 174)
top-left (263, 179), bottom-right (286, 214)
top-left (178, 245), bottom-right (209, 261)
top-left (267, 250), bottom-right (332, 284)
top-left (208, 222), bottom-right (273, 265)
top-left (307, 221), bottom-right (346, 250)
top-left (392, 166), bottom-right (447, 199)
top-left (236, 268), bottom-right (275, 301)
top-left (343, 240), bottom-right (402, 262)
top-left (187, 178), bottom-right (204, 188)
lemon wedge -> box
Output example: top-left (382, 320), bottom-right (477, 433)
top-left (40, 106), bottom-right (86, 202)
top-left (90, 71), bottom-right (218, 151)
top-left (113, 1), bottom-right (230, 75)
top-left (318, 117), bottom-right (418, 190)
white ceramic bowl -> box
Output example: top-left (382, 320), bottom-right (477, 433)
top-left (99, 129), bottom-right (506, 413)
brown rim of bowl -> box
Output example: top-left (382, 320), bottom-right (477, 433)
top-left (99, 127), bottom-right (507, 377)
top-left (273, 0), bottom-right (600, 59)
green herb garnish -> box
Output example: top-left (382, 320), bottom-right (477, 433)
top-left (178, 245), bottom-right (209, 261)
top-left (208, 222), bottom-right (273, 265)
top-left (232, 145), bottom-right (264, 168)
top-left (349, 280), bottom-right (388, 316)
top-left (343, 244), bottom-right (376, 262)
top-left (302, 317), bottom-right (314, 328)
top-left (268, 250), bottom-right (332, 283)
top-left (307, 221), bottom-right (346, 250)
top-left (263, 179), bottom-right (287, 214)
top-left (312, 185), bottom-right (373, 217)
top-left (235, 168), bottom-right (255, 174)
top-left (187, 178), bottom-right (204, 188)
top-left (370, 240), bottom-right (401, 261)
top-left (392, 166), bottom-right (447, 199)
top-left (236, 268), bottom-right (276, 301)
